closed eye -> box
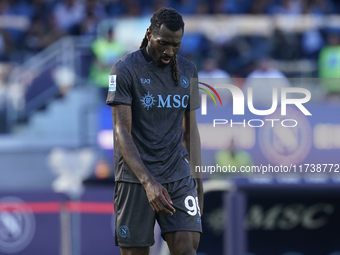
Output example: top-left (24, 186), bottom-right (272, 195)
top-left (158, 40), bottom-right (181, 47)
top-left (159, 40), bottom-right (167, 46)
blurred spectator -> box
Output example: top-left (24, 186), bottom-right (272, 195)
top-left (250, 0), bottom-right (273, 14)
top-left (318, 30), bottom-right (340, 96)
top-left (243, 57), bottom-right (291, 106)
top-left (40, 15), bottom-right (66, 49)
top-left (272, 29), bottom-right (301, 60)
top-left (0, 0), bottom-right (10, 14)
top-left (198, 57), bottom-right (232, 103)
top-left (86, 0), bottom-right (107, 19)
top-left (301, 28), bottom-right (324, 59)
top-left (172, 0), bottom-right (199, 14)
top-left (30, 0), bottom-right (49, 21)
top-left (80, 9), bottom-right (100, 36)
top-left (123, 0), bottom-right (142, 16)
top-left (212, 0), bottom-right (226, 14)
top-left (53, 66), bottom-right (76, 96)
top-left (108, 0), bottom-right (142, 17)
top-left (8, 0), bottom-right (35, 19)
top-left (0, 0), bottom-right (32, 51)
top-left (23, 17), bottom-right (45, 56)
top-left (53, 0), bottom-right (85, 34)
top-left (24, 15), bottom-right (66, 57)
top-left (196, 1), bottom-right (210, 14)
top-left (212, 0), bottom-right (252, 14)
top-left (107, 0), bottom-right (127, 16)
top-left (0, 30), bottom-right (12, 61)
top-left (94, 159), bottom-right (111, 180)
top-left (269, 0), bottom-right (304, 14)
top-left (219, 36), bottom-right (254, 76)
top-left (215, 139), bottom-right (253, 178)
top-left (179, 33), bottom-right (208, 64)
top-left (152, 0), bottom-right (170, 13)
top-left (80, 0), bottom-right (106, 35)
top-left (0, 63), bottom-right (11, 133)
top-left (90, 27), bottom-right (125, 95)
top-left (245, 57), bottom-right (289, 79)
top-left (198, 57), bottom-right (231, 79)
top-left (303, 0), bottom-right (333, 14)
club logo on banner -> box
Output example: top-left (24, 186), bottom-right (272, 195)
top-left (258, 107), bottom-right (312, 165)
top-left (0, 197), bottom-right (36, 254)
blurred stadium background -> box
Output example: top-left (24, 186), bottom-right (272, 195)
top-left (1, 0), bottom-right (340, 254)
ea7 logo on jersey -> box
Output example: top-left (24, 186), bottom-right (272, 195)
top-left (109, 75), bottom-right (116, 91)
top-left (141, 78), bottom-right (150, 84)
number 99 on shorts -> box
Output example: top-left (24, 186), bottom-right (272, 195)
top-left (184, 196), bottom-right (201, 216)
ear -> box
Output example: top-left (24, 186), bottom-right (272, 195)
top-left (146, 28), bottom-right (152, 41)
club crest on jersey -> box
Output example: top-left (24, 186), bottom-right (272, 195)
top-left (109, 75), bottom-right (116, 91)
top-left (180, 76), bottom-right (189, 88)
top-left (141, 92), bottom-right (156, 110)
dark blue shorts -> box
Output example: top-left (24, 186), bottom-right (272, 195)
top-left (113, 176), bottom-right (202, 247)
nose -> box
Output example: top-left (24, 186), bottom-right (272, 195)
top-left (164, 46), bottom-right (174, 57)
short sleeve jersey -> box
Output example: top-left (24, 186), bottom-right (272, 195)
top-left (106, 48), bottom-right (200, 184)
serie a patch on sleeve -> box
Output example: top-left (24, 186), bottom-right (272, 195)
top-left (109, 75), bottom-right (116, 91)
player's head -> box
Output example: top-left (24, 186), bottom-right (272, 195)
top-left (140, 8), bottom-right (184, 85)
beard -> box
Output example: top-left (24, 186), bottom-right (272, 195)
top-left (147, 43), bottom-right (173, 68)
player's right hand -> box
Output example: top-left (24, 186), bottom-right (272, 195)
top-left (144, 179), bottom-right (176, 216)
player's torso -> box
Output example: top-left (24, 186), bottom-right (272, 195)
top-left (114, 51), bottom-right (195, 183)
top-left (126, 52), bottom-right (193, 145)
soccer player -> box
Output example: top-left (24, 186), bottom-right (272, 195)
top-left (106, 8), bottom-right (203, 255)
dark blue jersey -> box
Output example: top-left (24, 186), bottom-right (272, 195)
top-left (106, 48), bottom-right (200, 183)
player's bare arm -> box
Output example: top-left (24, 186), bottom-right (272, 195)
top-left (112, 105), bottom-right (176, 216)
top-left (183, 110), bottom-right (204, 215)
